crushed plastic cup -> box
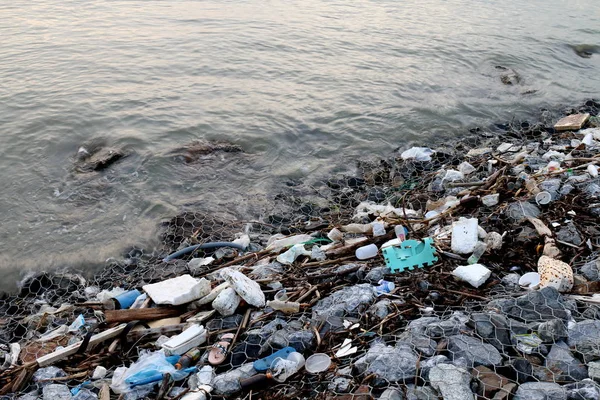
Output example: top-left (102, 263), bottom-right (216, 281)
top-left (519, 272), bottom-right (541, 289)
top-left (305, 353), bottom-right (331, 374)
top-left (355, 244), bottom-right (378, 260)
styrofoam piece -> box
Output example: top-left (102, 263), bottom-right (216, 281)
top-left (195, 282), bottom-right (230, 306)
top-left (162, 324), bottom-right (207, 356)
top-left (92, 366), bottom-right (107, 380)
top-left (451, 217), bottom-right (479, 254)
top-left (519, 272), bottom-right (541, 289)
top-left (212, 287), bottom-right (241, 316)
top-left (452, 264), bottom-right (491, 288)
top-left (143, 275), bottom-right (211, 306)
top-left (327, 228), bottom-right (344, 242)
top-left (458, 161), bottom-right (476, 176)
top-left (222, 269), bottom-right (266, 307)
top-left (588, 164), bottom-right (599, 178)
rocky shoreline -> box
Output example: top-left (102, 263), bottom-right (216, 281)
top-left (2, 100), bottom-right (600, 400)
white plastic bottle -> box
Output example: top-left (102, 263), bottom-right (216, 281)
top-left (355, 244), bottom-right (378, 260)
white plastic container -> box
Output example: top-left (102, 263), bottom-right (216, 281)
top-left (355, 244), bottom-right (378, 260)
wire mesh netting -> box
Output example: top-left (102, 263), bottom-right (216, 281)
top-left (1, 101), bottom-right (600, 399)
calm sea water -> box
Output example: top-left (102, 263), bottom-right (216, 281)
top-left (0, 0), bottom-right (599, 289)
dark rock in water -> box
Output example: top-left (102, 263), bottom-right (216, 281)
top-left (568, 320), bottom-right (600, 362)
top-left (564, 379), bottom-right (600, 400)
top-left (545, 341), bottom-right (588, 382)
top-left (75, 146), bottom-right (126, 172)
top-left (514, 382), bottom-right (566, 400)
top-left (496, 66), bottom-right (521, 85)
top-left (572, 44), bottom-right (600, 58)
top-left (538, 319), bottom-right (568, 343)
top-left (486, 286), bottom-right (575, 322)
top-left (168, 140), bottom-right (243, 163)
top-left (447, 334), bottom-right (503, 367)
top-left (581, 258), bottom-right (600, 282)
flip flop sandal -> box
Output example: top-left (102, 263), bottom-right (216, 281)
top-left (208, 333), bottom-right (234, 365)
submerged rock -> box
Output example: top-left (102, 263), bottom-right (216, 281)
top-left (168, 140), bottom-right (243, 163)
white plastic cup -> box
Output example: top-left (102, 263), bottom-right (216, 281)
top-left (355, 244), bottom-right (378, 260)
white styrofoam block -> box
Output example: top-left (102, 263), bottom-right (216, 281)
top-left (143, 275), bottom-right (211, 305)
top-left (452, 264), bottom-right (491, 288)
top-left (162, 324), bottom-right (207, 356)
top-left (451, 217), bottom-right (479, 254)
top-left (212, 287), bottom-right (241, 316)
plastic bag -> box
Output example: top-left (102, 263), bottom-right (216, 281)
top-left (110, 351), bottom-right (193, 394)
top-left (277, 244), bottom-right (310, 265)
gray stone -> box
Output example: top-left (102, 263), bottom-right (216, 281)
top-left (42, 384), bottom-right (71, 400)
top-left (564, 379), bottom-right (600, 400)
top-left (405, 385), bottom-right (439, 400)
top-left (397, 332), bottom-right (437, 357)
top-left (212, 363), bottom-right (257, 395)
top-left (73, 388), bottom-right (98, 400)
top-left (568, 320), bottom-right (600, 362)
top-left (506, 357), bottom-right (533, 384)
top-left (354, 343), bottom-right (418, 382)
top-left (406, 317), bottom-right (440, 335)
top-left (287, 329), bottom-right (315, 353)
top-left (328, 377), bottom-right (352, 393)
top-left (429, 364), bottom-right (474, 400)
top-left (425, 312), bottom-right (469, 338)
top-left (419, 355), bottom-right (450, 381)
top-left (365, 267), bottom-right (390, 283)
top-left (581, 259), bottom-right (600, 282)
top-left (487, 286), bottom-right (575, 322)
top-left (514, 382), bottom-right (567, 400)
top-left (538, 319), bottom-right (568, 343)
top-left (447, 334), bottom-right (503, 367)
top-left (589, 361), bottom-right (600, 382)
top-left (540, 179), bottom-right (562, 201)
top-left (470, 313), bottom-right (527, 351)
top-left (556, 222), bottom-right (583, 246)
top-left (506, 201), bottom-right (541, 222)
top-left (501, 273), bottom-right (521, 289)
top-left (368, 299), bottom-right (392, 321)
top-left (560, 184), bottom-right (575, 196)
top-left (546, 342), bottom-right (588, 382)
top-left (379, 387), bottom-right (404, 400)
top-left (312, 284), bottom-right (377, 320)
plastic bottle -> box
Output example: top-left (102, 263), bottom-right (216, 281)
top-left (355, 244), bottom-right (378, 260)
top-left (271, 352), bottom-right (305, 382)
top-left (175, 348), bottom-right (202, 370)
top-left (266, 300), bottom-right (301, 313)
top-left (467, 242), bottom-right (487, 265)
top-left (394, 225), bottom-right (407, 242)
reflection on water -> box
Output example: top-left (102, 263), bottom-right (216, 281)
top-left (0, 0), bottom-right (599, 289)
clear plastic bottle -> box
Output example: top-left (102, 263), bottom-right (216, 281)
top-left (394, 225), bottom-right (406, 242)
top-left (355, 244), bottom-right (378, 260)
top-left (467, 242), bottom-right (487, 265)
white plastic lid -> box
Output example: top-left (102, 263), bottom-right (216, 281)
top-left (305, 353), bottom-right (332, 373)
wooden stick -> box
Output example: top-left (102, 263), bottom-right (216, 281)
top-left (104, 307), bottom-right (182, 323)
top-left (38, 371), bottom-right (89, 382)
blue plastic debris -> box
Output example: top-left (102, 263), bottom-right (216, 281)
top-left (382, 238), bottom-right (438, 273)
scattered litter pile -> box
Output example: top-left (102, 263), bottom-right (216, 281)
top-left (3, 102), bottom-right (600, 400)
